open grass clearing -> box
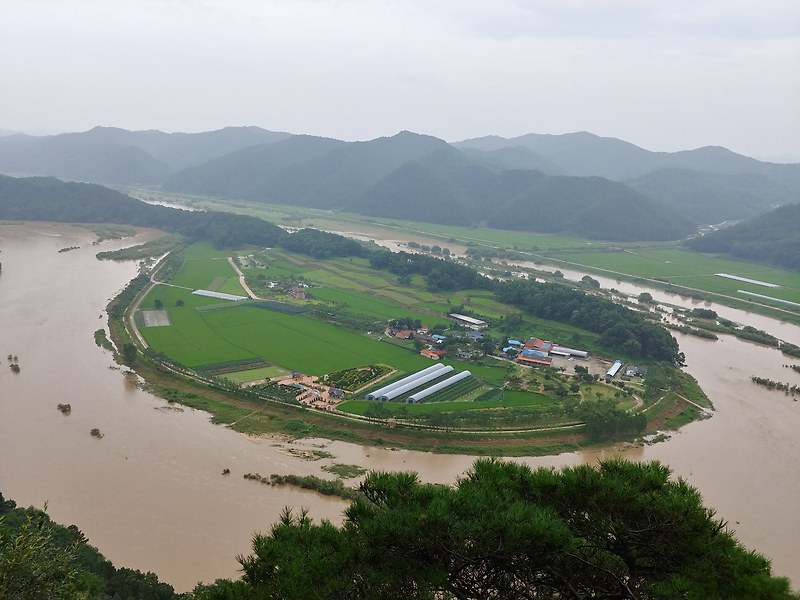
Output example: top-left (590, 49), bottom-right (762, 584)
top-left (224, 366), bottom-right (293, 382)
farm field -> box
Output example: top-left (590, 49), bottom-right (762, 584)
top-left (142, 300), bottom-right (437, 374)
top-left (170, 194), bottom-right (593, 251)
top-left (168, 242), bottom-right (249, 293)
top-left (545, 248), bottom-right (800, 304)
top-left (140, 243), bottom-right (620, 378)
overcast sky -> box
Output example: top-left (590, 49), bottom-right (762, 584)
top-left (1, 0), bottom-right (798, 161)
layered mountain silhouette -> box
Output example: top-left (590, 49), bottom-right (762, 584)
top-left (1, 126), bottom-right (797, 241)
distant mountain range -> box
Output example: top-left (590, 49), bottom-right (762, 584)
top-left (0, 126), bottom-right (797, 242)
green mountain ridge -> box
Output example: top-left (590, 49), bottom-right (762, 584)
top-left (488, 175), bottom-right (696, 241)
top-left (1, 126), bottom-right (797, 242)
top-left (684, 203), bottom-right (800, 271)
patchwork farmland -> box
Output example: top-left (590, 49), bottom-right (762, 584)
top-left (132, 241), bottom-right (698, 437)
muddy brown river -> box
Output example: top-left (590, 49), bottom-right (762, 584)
top-left (1, 223), bottom-right (798, 591)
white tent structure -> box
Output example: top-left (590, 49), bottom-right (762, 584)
top-left (365, 363), bottom-right (448, 400)
top-left (380, 366), bottom-right (454, 401)
top-left (407, 371), bottom-right (472, 403)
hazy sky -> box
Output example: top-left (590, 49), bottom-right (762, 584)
top-left (1, 0), bottom-right (799, 161)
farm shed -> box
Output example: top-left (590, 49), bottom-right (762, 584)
top-left (407, 370), bottom-right (472, 403)
top-left (517, 355), bottom-right (552, 366)
top-left (606, 360), bottom-right (624, 381)
top-left (365, 363), bottom-right (448, 400)
top-left (448, 313), bottom-right (487, 330)
top-left (550, 346), bottom-right (589, 358)
top-left (192, 290), bottom-right (248, 302)
top-left (381, 366), bottom-right (455, 401)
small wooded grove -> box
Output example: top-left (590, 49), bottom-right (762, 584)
top-left (496, 279), bottom-right (679, 361)
top-left (192, 459), bottom-right (797, 600)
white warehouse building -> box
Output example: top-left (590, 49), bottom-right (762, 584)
top-left (448, 313), bottom-right (487, 330)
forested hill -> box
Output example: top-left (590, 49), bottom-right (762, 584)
top-left (0, 175), bottom-right (373, 259)
top-left (486, 175), bottom-right (694, 241)
top-left (3, 127), bottom-right (797, 242)
top-left (684, 203), bottom-right (800, 271)
top-left (0, 174), bottom-right (287, 249)
top-left (163, 133), bottom-right (695, 241)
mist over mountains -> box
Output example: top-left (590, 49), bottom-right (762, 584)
top-left (0, 126), bottom-right (797, 242)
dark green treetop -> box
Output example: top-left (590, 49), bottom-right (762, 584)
top-left (194, 459), bottom-right (797, 600)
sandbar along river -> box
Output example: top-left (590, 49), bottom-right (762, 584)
top-left (0, 223), bottom-right (798, 591)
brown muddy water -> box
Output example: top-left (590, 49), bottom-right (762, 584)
top-left (0, 223), bottom-right (798, 591)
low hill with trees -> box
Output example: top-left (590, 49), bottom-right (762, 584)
top-left (684, 203), bottom-right (800, 271)
top-left (486, 175), bottom-right (695, 241)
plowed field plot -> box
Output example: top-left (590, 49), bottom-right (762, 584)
top-left (140, 309), bottom-right (171, 327)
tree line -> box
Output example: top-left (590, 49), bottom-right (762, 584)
top-left (496, 279), bottom-right (679, 361)
top-left (369, 249), bottom-right (494, 291)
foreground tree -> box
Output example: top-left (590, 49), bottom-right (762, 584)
top-left (195, 459), bottom-right (797, 600)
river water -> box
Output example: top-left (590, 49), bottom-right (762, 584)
top-left (1, 223), bottom-right (798, 591)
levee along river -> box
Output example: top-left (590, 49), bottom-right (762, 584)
top-left (0, 223), bottom-right (797, 591)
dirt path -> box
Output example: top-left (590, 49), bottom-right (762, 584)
top-left (228, 257), bottom-right (260, 299)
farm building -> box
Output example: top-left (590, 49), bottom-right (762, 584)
top-left (420, 348), bottom-right (441, 360)
top-left (192, 290), bottom-right (248, 302)
top-left (380, 366), bottom-right (455, 401)
top-left (365, 363), bottom-right (449, 400)
top-left (606, 360), bottom-right (624, 381)
top-left (407, 370), bottom-right (472, 403)
top-left (517, 355), bottom-right (552, 367)
top-left (448, 313), bottom-right (487, 330)
top-left (506, 339), bottom-right (522, 347)
top-left (394, 329), bottom-right (415, 339)
top-left (517, 348), bottom-right (552, 366)
top-left (550, 346), bottom-right (589, 359)
top-left (525, 338), bottom-right (554, 352)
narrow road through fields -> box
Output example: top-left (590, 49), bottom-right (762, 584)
top-left (228, 257), bottom-right (260, 299)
